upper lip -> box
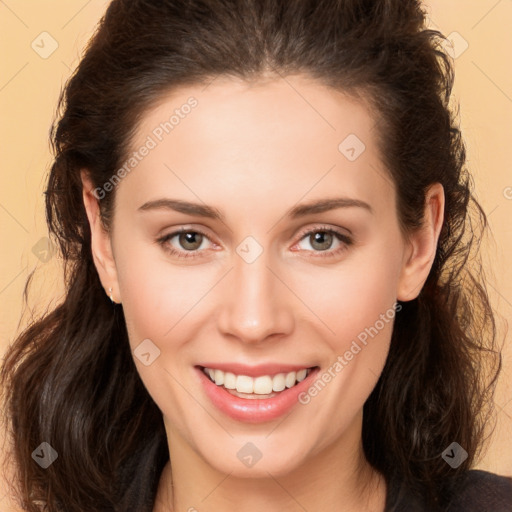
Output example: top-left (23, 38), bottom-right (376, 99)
top-left (196, 362), bottom-right (317, 377)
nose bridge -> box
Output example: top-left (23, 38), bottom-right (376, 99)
top-left (217, 245), bottom-right (294, 343)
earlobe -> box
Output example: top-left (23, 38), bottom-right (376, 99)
top-left (397, 183), bottom-right (445, 302)
top-left (80, 170), bottom-right (121, 304)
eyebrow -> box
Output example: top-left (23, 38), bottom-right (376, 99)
top-left (137, 196), bottom-right (373, 220)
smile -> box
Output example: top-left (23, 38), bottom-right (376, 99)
top-left (196, 364), bottom-right (320, 423)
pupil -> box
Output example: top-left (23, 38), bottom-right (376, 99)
top-left (312, 232), bottom-right (332, 250)
top-left (181, 232), bottom-right (201, 250)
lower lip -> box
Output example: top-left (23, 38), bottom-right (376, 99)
top-left (196, 366), bottom-right (320, 423)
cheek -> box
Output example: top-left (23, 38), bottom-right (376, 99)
top-left (114, 241), bottom-right (216, 347)
top-left (290, 243), bottom-right (403, 354)
top-left (113, 243), bottom-right (208, 429)
top-left (293, 257), bottom-right (401, 450)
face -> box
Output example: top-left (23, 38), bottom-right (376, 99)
top-left (84, 75), bottom-right (442, 479)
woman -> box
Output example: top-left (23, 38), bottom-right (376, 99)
top-left (1, 0), bottom-right (511, 511)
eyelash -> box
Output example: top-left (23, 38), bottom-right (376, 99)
top-left (157, 225), bottom-right (353, 260)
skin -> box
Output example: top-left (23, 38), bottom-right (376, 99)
top-left (82, 75), bottom-right (444, 512)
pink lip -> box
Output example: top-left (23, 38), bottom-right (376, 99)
top-left (195, 365), bottom-right (320, 423)
top-left (197, 362), bottom-right (314, 377)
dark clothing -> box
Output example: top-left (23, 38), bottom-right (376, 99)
top-left (386, 470), bottom-right (512, 511)
top-left (125, 463), bottom-right (512, 511)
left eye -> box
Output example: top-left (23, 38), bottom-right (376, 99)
top-left (296, 229), bottom-right (350, 253)
top-left (293, 227), bottom-right (353, 257)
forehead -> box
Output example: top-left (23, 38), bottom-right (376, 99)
top-left (132, 74), bottom-right (379, 158)
top-left (118, 75), bottom-right (394, 221)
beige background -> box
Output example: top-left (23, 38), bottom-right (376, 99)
top-left (1, 0), bottom-right (511, 509)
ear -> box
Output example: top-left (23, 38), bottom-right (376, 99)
top-left (397, 183), bottom-right (445, 301)
top-left (81, 170), bottom-right (121, 304)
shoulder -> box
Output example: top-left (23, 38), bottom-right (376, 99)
top-left (445, 469), bottom-right (512, 512)
top-left (388, 469), bottom-right (512, 512)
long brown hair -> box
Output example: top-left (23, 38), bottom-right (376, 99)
top-left (1, 1), bottom-right (502, 510)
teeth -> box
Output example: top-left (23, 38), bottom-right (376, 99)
top-left (285, 371), bottom-right (296, 388)
top-left (223, 372), bottom-right (236, 389)
top-left (236, 375), bottom-right (253, 394)
top-left (253, 375), bottom-right (273, 394)
top-left (214, 369), bottom-right (224, 386)
top-left (273, 373), bottom-right (286, 392)
top-left (202, 367), bottom-right (312, 394)
top-left (296, 368), bottom-right (308, 382)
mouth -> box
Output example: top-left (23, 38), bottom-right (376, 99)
top-left (195, 364), bottom-right (320, 423)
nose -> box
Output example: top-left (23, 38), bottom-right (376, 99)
top-left (216, 248), bottom-right (295, 345)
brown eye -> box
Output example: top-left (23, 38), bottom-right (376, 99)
top-left (157, 228), bottom-right (213, 259)
top-left (308, 231), bottom-right (335, 251)
top-left (295, 226), bottom-right (353, 259)
top-left (177, 231), bottom-right (204, 251)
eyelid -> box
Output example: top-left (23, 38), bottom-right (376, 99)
top-left (294, 224), bottom-right (352, 243)
top-left (157, 225), bottom-right (218, 250)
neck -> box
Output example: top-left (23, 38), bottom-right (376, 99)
top-left (154, 413), bottom-right (387, 512)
